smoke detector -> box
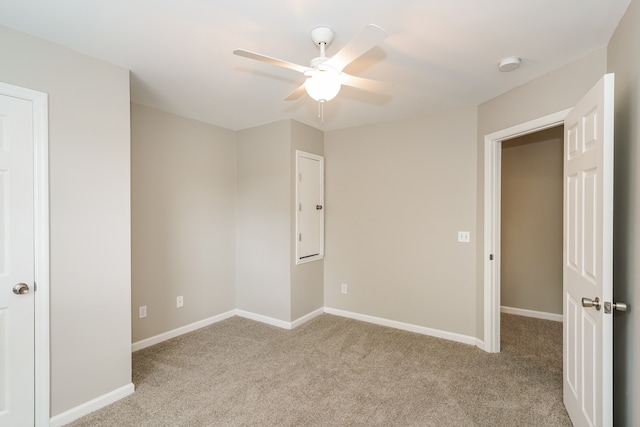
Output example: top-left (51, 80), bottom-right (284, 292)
top-left (498, 56), bottom-right (521, 72)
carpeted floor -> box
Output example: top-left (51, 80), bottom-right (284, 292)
top-left (68, 313), bottom-right (570, 426)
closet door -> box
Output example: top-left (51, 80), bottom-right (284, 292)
top-left (296, 151), bottom-right (324, 264)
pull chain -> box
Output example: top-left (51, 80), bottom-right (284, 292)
top-left (318, 100), bottom-right (325, 122)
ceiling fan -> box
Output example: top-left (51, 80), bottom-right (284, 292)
top-left (233, 24), bottom-right (390, 106)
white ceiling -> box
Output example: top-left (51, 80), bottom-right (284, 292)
top-left (0, 0), bottom-right (631, 131)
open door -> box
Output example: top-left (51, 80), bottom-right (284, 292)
top-left (563, 73), bottom-right (614, 426)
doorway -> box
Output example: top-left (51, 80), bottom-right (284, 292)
top-left (501, 126), bottom-right (564, 321)
top-left (483, 109), bottom-right (570, 353)
top-left (500, 126), bottom-right (564, 369)
top-left (484, 75), bottom-right (616, 426)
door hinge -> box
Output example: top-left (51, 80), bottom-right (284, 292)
top-left (489, 254), bottom-right (494, 260)
top-left (299, 233), bottom-right (302, 242)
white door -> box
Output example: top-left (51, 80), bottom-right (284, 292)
top-left (295, 151), bottom-right (324, 264)
top-left (563, 73), bottom-right (614, 427)
top-left (0, 93), bottom-right (36, 425)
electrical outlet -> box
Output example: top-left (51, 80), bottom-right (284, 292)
top-left (176, 296), bottom-right (184, 308)
top-left (139, 306), bottom-right (147, 318)
top-left (458, 231), bottom-right (471, 243)
top-left (341, 283), bottom-right (348, 294)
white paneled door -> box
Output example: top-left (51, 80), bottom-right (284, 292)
top-left (0, 93), bottom-right (35, 425)
top-left (295, 151), bottom-right (324, 264)
top-left (563, 74), bottom-right (614, 427)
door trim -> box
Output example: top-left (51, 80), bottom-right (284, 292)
top-left (482, 108), bottom-right (570, 353)
top-left (0, 81), bottom-right (50, 425)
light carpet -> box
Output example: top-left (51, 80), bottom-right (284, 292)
top-left (68, 313), bottom-right (570, 426)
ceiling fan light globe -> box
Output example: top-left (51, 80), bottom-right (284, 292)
top-left (304, 71), bottom-right (341, 102)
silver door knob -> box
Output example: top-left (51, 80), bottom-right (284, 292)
top-left (582, 296), bottom-right (601, 310)
top-left (604, 301), bottom-right (628, 313)
top-left (13, 283), bottom-right (30, 295)
top-left (612, 302), bottom-right (628, 312)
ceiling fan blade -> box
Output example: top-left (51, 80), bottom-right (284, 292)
top-left (233, 49), bottom-right (310, 74)
top-left (284, 84), bottom-right (307, 101)
top-left (340, 73), bottom-right (392, 94)
top-left (324, 24), bottom-right (388, 73)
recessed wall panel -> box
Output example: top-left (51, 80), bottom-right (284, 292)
top-left (567, 123), bottom-right (579, 161)
top-left (566, 295), bottom-right (578, 396)
top-left (583, 108), bottom-right (598, 153)
top-left (567, 174), bottom-right (579, 270)
top-left (0, 171), bottom-right (6, 276)
top-left (0, 116), bottom-right (7, 152)
top-left (582, 169), bottom-right (598, 285)
top-left (582, 312), bottom-right (598, 426)
top-left (0, 308), bottom-right (6, 412)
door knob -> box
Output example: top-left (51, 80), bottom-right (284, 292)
top-left (604, 301), bottom-right (628, 314)
top-left (582, 296), bottom-right (601, 310)
top-left (13, 283), bottom-right (30, 295)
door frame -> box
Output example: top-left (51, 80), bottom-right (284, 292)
top-left (0, 81), bottom-right (50, 425)
top-left (482, 108), bottom-right (570, 353)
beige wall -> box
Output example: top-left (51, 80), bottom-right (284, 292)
top-left (324, 108), bottom-right (478, 336)
top-left (607, 0), bottom-right (640, 423)
top-left (236, 119), bottom-right (324, 323)
top-left (131, 104), bottom-right (236, 342)
top-left (501, 126), bottom-right (563, 314)
top-left (290, 120), bottom-right (324, 321)
top-left (476, 47), bottom-right (607, 338)
top-left (236, 121), bottom-right (292, 321)
top-left (0, 26), bottom-right (131, 416)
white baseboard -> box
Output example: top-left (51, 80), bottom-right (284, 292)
top-left (501, 306), bottom-right (562, 322)
top-left (323, 307), bottom-right (477, 346)
top-left (132, 310), bottom-right (236, 352)
top-left (133, 307), bottom-right (485, 351)
top-left (133, 308), bottom-right (325, 353)
top-left (291, 307), bottom-right (325, 329)
top-left (49, 383), bottom-right (134, 427)
top-left (236, 308), bottom-right (324, 330)
top-left (235, 309), bottom-right (293, 329)
top-left (134, 305), bottom-right (478, 351)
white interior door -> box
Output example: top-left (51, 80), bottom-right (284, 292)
top-left (0, 93), bottom-right (35, 425)
top-left (295, 151), bottom-right (324, 264)
top-left (563, 73), bottom-right (614, 427)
